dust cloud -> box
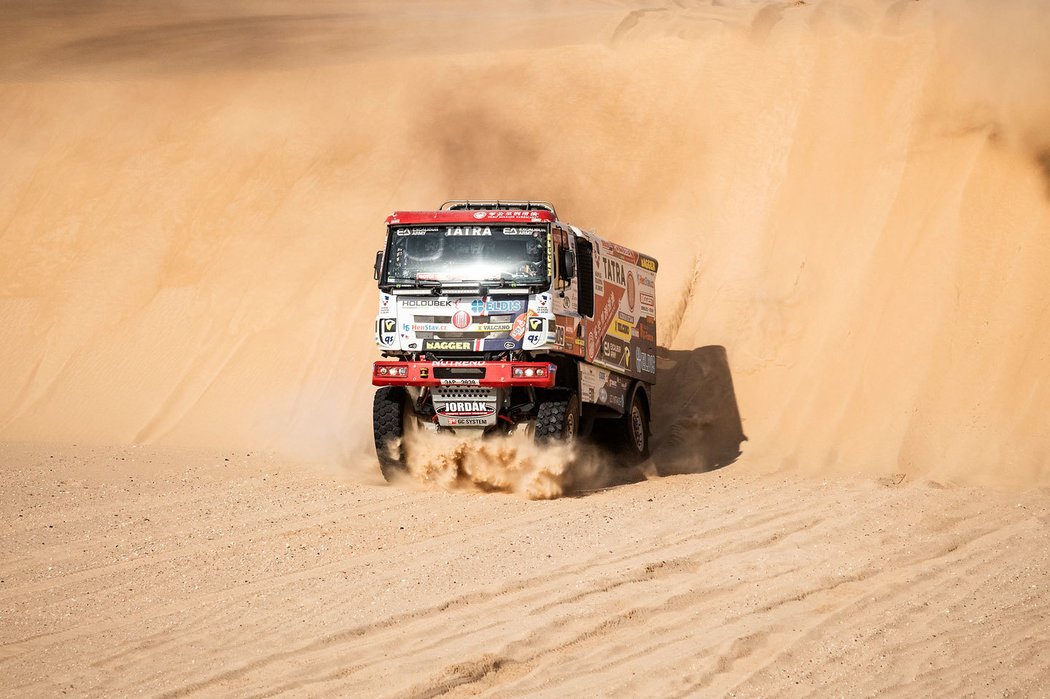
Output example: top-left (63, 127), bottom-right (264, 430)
top-left (399, 430), bottom-right (608, 500)
top-left (1, 0), bottom-right (1048, 486)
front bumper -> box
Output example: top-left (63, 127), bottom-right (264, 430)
top-left (372, 360), bottom-right (556, 388)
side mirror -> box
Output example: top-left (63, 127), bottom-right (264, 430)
top-left (373, 251), bottom-right (383, 281)
top-left (559, 249), bottom-right (576, 281)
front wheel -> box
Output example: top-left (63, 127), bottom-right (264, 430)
top-left (534, 390), bottom-right (580, 444)
top-left (373, 386), bottom-right (412, 481)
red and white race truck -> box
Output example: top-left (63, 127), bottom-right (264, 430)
top-left (371, 200), bottom-right (658, 480)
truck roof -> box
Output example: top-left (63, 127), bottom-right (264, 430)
top-left (386, 209), bottom-right (557, 226)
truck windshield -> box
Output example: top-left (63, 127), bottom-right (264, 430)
top-left (383, 225), bottom-right (548, 287)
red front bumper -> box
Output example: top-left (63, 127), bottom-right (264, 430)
top-left (372, 360), bottom-right (556, 388)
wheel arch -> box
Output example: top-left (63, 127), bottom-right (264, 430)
top-left (629, 379), bottom-right (652, 420)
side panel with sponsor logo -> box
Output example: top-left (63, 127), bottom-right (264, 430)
top-left (579, 363), bottom-right (632, 413)
top-left (575, 230), bottom-right (658, 386)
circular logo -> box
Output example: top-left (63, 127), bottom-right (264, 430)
top-left (473, 211), bottom-right (487, 219)
top-left (452, 310), bottom-right (471, 329)
top-left (627, 271), bottom-right (636, 311)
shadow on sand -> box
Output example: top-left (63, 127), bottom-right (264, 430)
top-left (573, 345), bottom-right (747, 494)
top-left (649, 345), bottom-right (747, 475)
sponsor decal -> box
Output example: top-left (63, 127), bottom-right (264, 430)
top-left (424, 340), bottom-right (472, 351)
top-left (452, 310), bottom-right (471, 329)
top-left (468, 210), bottom-right (542, 221)
top-left (602, 339), bottom-right (624, 363)
top-left (448, 417), bottom-right (489, 426)
top-left (410, 323), bottom-right (443, 332)
top-left (586, 285), bottom-right (624, 362)
top-left (636, 349), bottom-right (656, 374)
top-left (627, 272), bottom-right (636, 311)
top-left (470, 298), bottom-right (527, 314)
top-left (445, 226), bottom-right (491, 236)
top-left (526, 333), bottom-right (541, 345)
top-left (527, 316), bottom-right (544, 333)
top-left (638, 274), bottom-right (655, 289)
top-left (501, 227), bottom-right (540, 235)
top-left (602, 257), bottom-right (627, 286)
top-left (419, 367), bottom-right (429, 379)
top-left (403, 298), bottom-right (453, 308)
top-left (475, 323), bottom-right (513, 332)
top-left (510, 313), bottom-right (528, 341)
top-left (637, 318), bottom-right (657, 343)
top-left (640, 292), bottom-right (655, 306)
top-left (437, 401), bottom-right (494, 417)
top-left (603, 241), bottom-right (641, 264)
top-left (608, 317), bottom-right (633, 342)
top-left (503, 340), bottom-right (516, 349)
top-left (639, 255), bottom-right (658, 272)
top-left (381, 318), bottom-right (396, 333)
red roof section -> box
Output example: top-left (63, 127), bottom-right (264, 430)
top-left (386, 210), bottom-right (557, 226)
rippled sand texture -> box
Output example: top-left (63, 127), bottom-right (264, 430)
top-left (2, 1), bottom-right (1049, 696)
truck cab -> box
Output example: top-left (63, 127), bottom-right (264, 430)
top-left (371, 200), bottom-right (658, 480)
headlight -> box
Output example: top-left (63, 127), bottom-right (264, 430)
top-left (512, 367), bottom-right (524, 377)
top-left (524, 368), bottom-right (535, 377)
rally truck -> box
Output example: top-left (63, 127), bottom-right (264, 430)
top-left (371, 200), bottom-right (658, 481)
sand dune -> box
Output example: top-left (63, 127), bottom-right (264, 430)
top-left (2, 0), bottom-right (1050, 695)
top-left (2, 0), bottom-right (1047, 484)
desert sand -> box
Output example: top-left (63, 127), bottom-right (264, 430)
top-left (2, 0), bottom-right (1049, 696)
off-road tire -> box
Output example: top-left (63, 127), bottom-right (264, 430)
top-left (620, 389), bottom-right (651, 462)
top-left (373, 386), bottom-right (408, 481)
top-left (534, 391), bottom-right (580, 443)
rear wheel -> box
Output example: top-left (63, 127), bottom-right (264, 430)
top-left (373, 386), bottom-right (413, 481)
top-left (534, 390), bottom-right (580, 444)
top-left (621, 389), bottom-right (651, 461)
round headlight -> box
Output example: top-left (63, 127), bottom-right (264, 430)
top-left (379, 367), bottom-right (388, 375)
top-left (525, 368), bottom-right (535, 377)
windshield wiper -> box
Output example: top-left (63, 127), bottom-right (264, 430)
top-left (414, 279), bottom-right (445, 295)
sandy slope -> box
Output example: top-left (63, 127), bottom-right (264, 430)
top-left (2, 0), bottom-right (1048, 482)
top-left (2, 0), bottom-right (1050, 695)
top-left (3, 442), bottom-right (1049, 697)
